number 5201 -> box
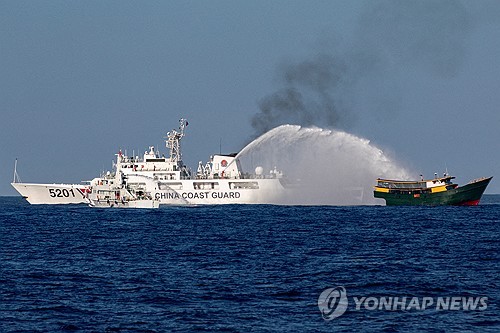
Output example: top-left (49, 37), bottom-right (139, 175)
top-left (49, 188), bottom-right (75, 198)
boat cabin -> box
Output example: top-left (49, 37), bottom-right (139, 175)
top-left (374, 176), bottom-right (458, 195)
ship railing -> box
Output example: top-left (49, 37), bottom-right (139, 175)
top-left (376, 181), bottom-right (426, 190)
top-left (468, 177), bottom-right (488, 184)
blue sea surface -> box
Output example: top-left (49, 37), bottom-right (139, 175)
top-left (1, 196), bottom-right (499, 332)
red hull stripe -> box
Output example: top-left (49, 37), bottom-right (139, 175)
top-left (459, 199), bottom-right (480, 206)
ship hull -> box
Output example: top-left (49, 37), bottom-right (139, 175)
top-left (11, 178), bottom-right (288, 206)
top-left (374, 177), bottom-right (492, 206)
top-left (151, 178), bottom-right (287, 205)
top-left (11, 183), bottom-right (89, 205)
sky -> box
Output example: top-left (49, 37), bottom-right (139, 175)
top-left (1, 0), bottom-right (500, 196)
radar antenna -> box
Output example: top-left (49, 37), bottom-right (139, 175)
top-left (165, 118), bottom-right (188, 163)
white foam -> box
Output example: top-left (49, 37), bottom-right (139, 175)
top-left (238, 125), bottom-right (412, 205)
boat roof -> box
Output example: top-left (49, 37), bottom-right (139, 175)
top-left (376, 176), bottom-right (455, 184)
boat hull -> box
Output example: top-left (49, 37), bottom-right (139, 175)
top-left (11, 183), bottom-right (89, 205)
top-left (89, 199), bottom-right (160, 209)
top-left (374, 177), bottom-right (492, 206)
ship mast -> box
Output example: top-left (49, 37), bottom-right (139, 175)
top-left (13, 158), bottom-right (21, 183)
top-left (165, 118), bottom-right (187, 163)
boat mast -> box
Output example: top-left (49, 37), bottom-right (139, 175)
top-left (165, 118), bottom-right (187, 163)
top-left (13, 158), bottom-right (21, 183)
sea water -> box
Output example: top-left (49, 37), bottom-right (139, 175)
top-left (1, 196), bottom-right (499, 332)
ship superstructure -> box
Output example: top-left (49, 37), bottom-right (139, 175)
top-left (89, 119), bottom-right (286, 205)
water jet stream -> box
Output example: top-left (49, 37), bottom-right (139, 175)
top-left (237, 125), bottom-right (412, 205)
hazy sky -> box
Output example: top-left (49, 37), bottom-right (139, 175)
top-left (1, 0), bottom-right (499, 195)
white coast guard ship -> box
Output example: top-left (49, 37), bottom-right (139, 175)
top-left (12, 119), bottom-right (287, 206)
